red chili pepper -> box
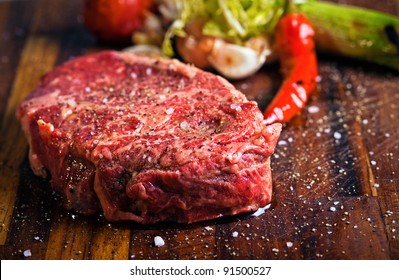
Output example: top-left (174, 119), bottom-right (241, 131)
top-left (263, 13), bottom-right (318, 125)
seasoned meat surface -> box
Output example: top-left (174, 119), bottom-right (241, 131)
top-left (17, 51), bottom-right (281, 224)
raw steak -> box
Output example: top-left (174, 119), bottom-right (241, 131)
top-left (16, 51), bottom-right (281, 224)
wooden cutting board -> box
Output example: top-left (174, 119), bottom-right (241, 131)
top-left (0, 0), bottom-right (398, 260)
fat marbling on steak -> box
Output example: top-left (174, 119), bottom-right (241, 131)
top-left (16, 51), bottom-right (281, 224)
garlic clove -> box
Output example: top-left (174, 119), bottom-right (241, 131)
top-left (208, 39), bottom-right (271, 79)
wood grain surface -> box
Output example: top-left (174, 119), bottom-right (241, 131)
top-left (0, 0), bottom-right (398, 260)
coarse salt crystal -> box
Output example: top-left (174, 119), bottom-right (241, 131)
top-left (374, 183), bottom-right (380, 188)
top-left (371, 160), bottom-right (377, 166)
top-left (232, 231), bottom-right (239, 238)
top-left (66, 99), bottom-right (76, 107)
top-left (230, 104), bottom-right (242, 112)
top-left (286, 241), bottom-right (293, 248)
top-left (308, 105), bottom-right (320, 114)
top-left (23, 249), bottom-right (32, 257)
top-left (329, 206), bottom-right (337, 212)
top-left (251, 204), bottom-right (271, 217)
top-left (146, 68), bottom-right (152, 75)
top-left (165, 108), bottom-right (174, 115)
top-left (180, 121), bottom-right (189, 130)
top-left (333, 132), bottom-right (342, 140)
top-left (168, 64), bottom-right (177, 71)
top-left (278, 140), bottom-right (288, 146)
top-left (154, 236), bottom-right (165, 247)
top-left (204, 226), bottom-right (213, 231)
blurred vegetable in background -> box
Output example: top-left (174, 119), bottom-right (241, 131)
top-left (297, 1), bottom-right (399, 70)
top-left (83, 0), bottom-right (154, 42)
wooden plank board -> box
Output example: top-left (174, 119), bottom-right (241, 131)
top-left (0, 0), bottom-right (398, 260)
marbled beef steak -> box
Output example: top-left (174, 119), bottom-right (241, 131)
top-left (16, 51), bottom-right (281, 224)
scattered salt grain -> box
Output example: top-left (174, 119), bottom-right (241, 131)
top-left (251, 204), bottom-right (271, 217)
top-left (66, 99), bottom-right (76, 107)
top-left (204, 226), bottom-right (213, 231)
top-left (154, 236), bottom-right (165, 247)
top-left (308, 105), bottom-right (320, 114)
top-left (329, 206), bottom-right (337, 212)
top-left (23, 249), bottom-right (32, 257)
top-left (278, 140), bottom-right (288, 146)
top-left (232, 231), bottom-right (239, 238)
top-left (180, 121), bottom-right (189, 130)
top-left (34, 236), bottom-right (40, 241)
top-left (371, 160), bottom-right (377, 166)
top-left (374, 183), bottom-right (380, 188)
top-left (230, 104), bottom-right (242, 112)
top-left (146, 68), bottom-right (152, 75)
top-left (165, 108), bottom-right (174, 115)
top-left (286, 241), bottom-right (293, 248)
top-left (333, 132), bottom-right (342, 140)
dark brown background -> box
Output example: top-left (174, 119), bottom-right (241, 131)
top-left (0, 0), bottom-right (398, 260)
